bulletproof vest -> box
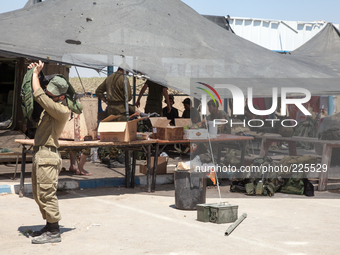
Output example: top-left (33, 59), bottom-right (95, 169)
top-left (293, 118), bottom-right (316, 150)
top-left (21, 69), bottom-right (82, 123)
top-left (278, 155), bottom-right (317, 195)
top-left (21, 67), bottom-right (44, 123)
top-left (230, 156), bottom-right (284, 197)
top-left (230, 155), bottom-right (315, 197)
top-left (319, 128), bottom-right (340, 140)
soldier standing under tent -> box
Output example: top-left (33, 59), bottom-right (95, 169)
top-left (95, 63), bottom-right (135, 121)
top-left (28, 60), bottom-right (70, 244)
top-left (95, 63), bottom-right (135, 161)
top-left (135, 79), bottom-right (171, 116)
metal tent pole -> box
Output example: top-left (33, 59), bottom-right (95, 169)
top-left (124, 72), bottom-right (129, 121)
top-left (328, 96), bottom-right (334, 115)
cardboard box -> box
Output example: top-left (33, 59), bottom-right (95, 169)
top-left (136, 132), bottom-right (149, 140)
top-left (98, 115), bottom-right (147, 142)
top-left (139, 156), bottom-right (168, 175)
top-left (150, 117), bottom-right (190, 140)
top-left (154, 126), bottom-right (184, 140)
top-left (183, 129), bottom-right (208, 139)
top-left (174, 118), bottom-right (191, 127)
top-left (176, 162), bottom-right (190, 171)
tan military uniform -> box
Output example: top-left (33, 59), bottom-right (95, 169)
top-left (32, 87), bottom-right (70, 223)
top-left (96, 71), bottom-right (134, 157)
top-left (96, 71), bottom-right (133, 121)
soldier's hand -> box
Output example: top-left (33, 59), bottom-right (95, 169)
top-left (167, 105), bottom-right (172, 113)
top-left (28, 60), bottom-right (44, 75)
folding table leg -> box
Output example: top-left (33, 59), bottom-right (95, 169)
top-left (152, 143), bottom-right (159, 192)
top-left (288, 141), bottom-right (297, 156)
top-left (131, 150), bottom-right (137, 188)
top-left (147, 145), bottom-right (151, 193)
top-left (319, 144), bottom-right (332, 191)
top-left (217, 143), bottom-right (221, 165)
top-left (125, 150), bottom-right (131, 188)
top-left (12, 154), bottom-right (19, 180)
top-left (259, 139), bottom-right (270, 157)
top-left (240, 141), bottom-right (245, 166)
top-left (19, 145), bottom-right (27, 198)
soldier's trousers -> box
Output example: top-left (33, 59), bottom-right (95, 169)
top-left (32, 146), bottom-right (62, 223)
top-left (106, 104), bottom-right (135, 158)
top-left (144, 104), bottom-right (162, 130)
top-left (145, 104), bottom-right (162, 116)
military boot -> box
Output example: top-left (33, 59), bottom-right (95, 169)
top-left (31, 222), bottom-right (61, 244)
top-left (31, 223), bottom-right (49, 237)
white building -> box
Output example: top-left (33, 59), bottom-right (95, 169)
top-left (226, 17), bottom-right (338, 114)
top-left (228, 17), bottom-right (337, 52)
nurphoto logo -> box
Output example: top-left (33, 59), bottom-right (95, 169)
top-left (197, 82), bottom-right (311, 128)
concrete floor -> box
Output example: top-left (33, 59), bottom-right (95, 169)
top-left (2, 157), bottom-right (339, 255)
top-left (1, 185), bottom-right (340, 254)
top-left (1, 130), bottom-right (340, 254)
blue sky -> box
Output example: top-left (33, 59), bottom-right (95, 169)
top-left (183, 0), bottom-right (339, 24)
top-left (1, 0), bottom-right (338, 77)
top-left (1, 0), bottom-right (338, 24)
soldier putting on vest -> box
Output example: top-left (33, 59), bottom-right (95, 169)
top-left (27, 60), bottom-right (71, 244)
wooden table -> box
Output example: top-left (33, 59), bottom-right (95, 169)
top-left (255, 134), bottom-right (340, 191)
top-left (152, 134), bottom-right (254, 192)
top-left (15, 134), bottom-right (254, 195)
top-left (15, 139), bottom-right (157, 197)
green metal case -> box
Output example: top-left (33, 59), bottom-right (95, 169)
top-left (197, 203), bottom-right (238, 224)
top-left (197, 203), bottom-right (217, 222)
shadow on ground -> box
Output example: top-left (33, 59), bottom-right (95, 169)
top-left (18, 225), bottom-right (75, 238)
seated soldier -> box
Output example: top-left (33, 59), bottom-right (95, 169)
top-left (162, 95), bottom-right (179, 125)
top-left (207, 99), bottom-right (230, 134)
top-left (182, 98), bottom-right (201, 124)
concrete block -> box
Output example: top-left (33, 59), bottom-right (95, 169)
top-left (58, 181), bottom-right (79, 190)
top-left (138, 174), bottom-right (174, 186)
top-left (14, 184), bottom-right (32, 194)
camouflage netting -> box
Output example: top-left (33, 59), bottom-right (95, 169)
top-left (0, 0), bottom-right (339, 98)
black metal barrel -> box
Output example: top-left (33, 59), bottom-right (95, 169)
top-left (174, 170), bottom-right (206, 210)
